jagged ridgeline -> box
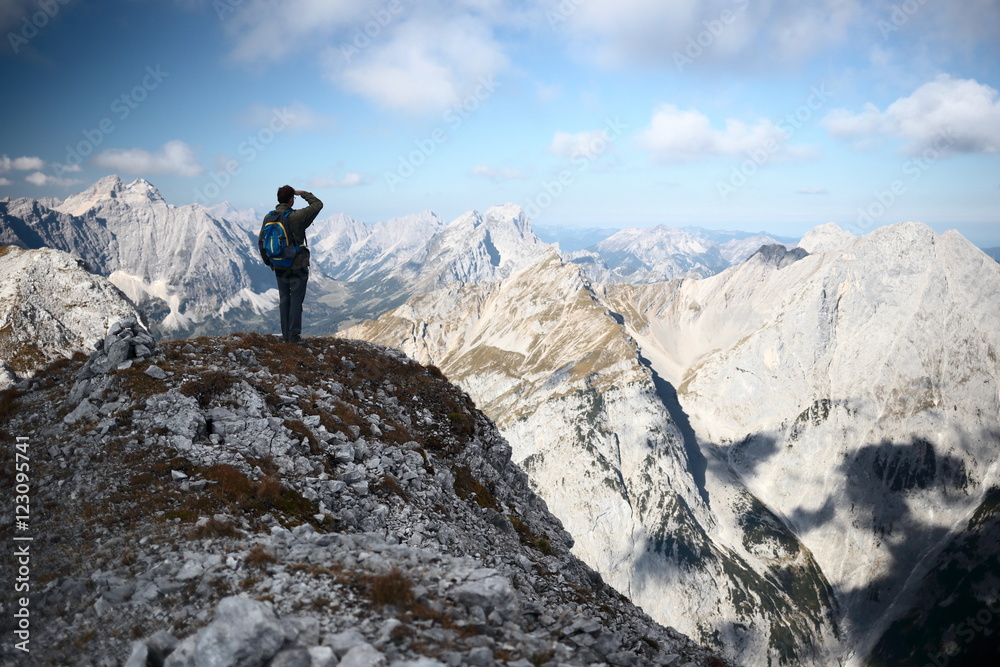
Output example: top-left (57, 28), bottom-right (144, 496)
top-left (0, 330), bottom-right (729, 666)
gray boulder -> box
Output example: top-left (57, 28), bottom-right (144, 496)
top-left (164, 596), bottom-right (285, 667)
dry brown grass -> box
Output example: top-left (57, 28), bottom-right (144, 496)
top-left (180, 371), bottom-right (239, 408)
top-left (187, 517), bottom-right (244, 540)
top-left (452, 464), bottom-right (498, 510)
top-left (365, 568), bottom-right (416, 610)
top-left (117, 365), bottom-right (168, 404)
top-left (0, 388), bottom-right (21, 423)
top-left (256, 476), bottom-right (284, 503)
top-left (284, 419), bottom-right (320, 453)
top-left (244, 544), bottom-right (278, 569)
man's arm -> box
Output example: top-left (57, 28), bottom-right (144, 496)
top-left (293, 189), bottom-right (323, 230)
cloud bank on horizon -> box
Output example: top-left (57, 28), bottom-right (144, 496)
top-left (2, 0), bottom-right (999, 244)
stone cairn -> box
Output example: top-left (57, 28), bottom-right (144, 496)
top-left (76, 317), bottom-right (160, 379)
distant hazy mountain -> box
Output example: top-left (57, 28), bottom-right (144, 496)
top-left (309, 210), bottom-right (447, 282)
top-left (533, 223), bottom-right (798, 255)
top-left (532, 224), bottom-right (622, 252)
top-left (566, 224), bottom-right (787, 283)
top-left (203, 201), bottom-right (260, 231)
top-left (681, 225), bottom-right (798, 245)
top-left (983, 246), bottom-right (1000, 263)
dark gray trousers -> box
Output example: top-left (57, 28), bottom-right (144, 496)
top-left (275, 267), bottom-right (308, 340)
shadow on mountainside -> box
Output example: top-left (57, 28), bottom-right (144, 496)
top-left (725, 427), bottom-right (1000, 665)
top-left (626, 430), bottom-right (842, 666)
top-left (832, 433), bottom-right (1000, 665)
top-left (634, 350), bottom-right (710, 507)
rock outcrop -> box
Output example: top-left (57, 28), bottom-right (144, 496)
top-left (0, 330), bottom-right (728, 667)
top-left (0, 245), bottom-right (145, 389)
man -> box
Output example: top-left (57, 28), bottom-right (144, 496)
top-left (261, 185), bottom-right (323, 343)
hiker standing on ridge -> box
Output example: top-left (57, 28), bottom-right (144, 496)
top-left (259, 185), bottom-right (323, 343)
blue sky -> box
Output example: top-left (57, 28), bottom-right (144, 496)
top-left (1, 0), bottom-right (999, 245)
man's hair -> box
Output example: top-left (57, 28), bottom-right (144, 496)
top-left (277, 185), bottom-right (295, 204)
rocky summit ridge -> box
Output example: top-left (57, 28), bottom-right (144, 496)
top-left (0, 328), bottom-right (729, 667)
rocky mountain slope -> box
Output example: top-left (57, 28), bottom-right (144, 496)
top-left (0, 196), bottom-right (118, 272)
top-left (346, 222), bottom-right (1000, 666)
top-left (2, 177), bottom-right (275, 333)
top-left (0, 328), bottom-right (729, 667)
top-left (0, 245), bottom-right (145, 389)
top-left (345, 251), bottom-right (841, 666)
top-left (602, 222), bottom-right (1000, 664)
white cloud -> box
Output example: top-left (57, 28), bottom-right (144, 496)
top-left (325, 14), bottom-right (507, 114)
top-left (225, 1), bottom-right (508, 115)
top-left (796, 187), bottom-right (829, 195)
top-left (0, 155), bottom-right (45, 171)
top-left (556, 0), bottom-right (861, 68)
top-left (636, 105), bottom-right (791, 163)
top-left (92, 140), bottom-right (204, 177)
top-left (824, 75), bottom-right (1000, 154)
top-left (471, 164), bottom-right (528, 181)
top-left (823, 103), bottom-right (884, 142)
top-left (0, 177), bottom-right (12, 186)
top-left (549, 130), bottom-right (616, 161)
top-left (309, 172), bottom-right (367, 188)
top-left (25, 172), bottom-right (83, 187)
top-left (225, 0), bottom-right (371, 63)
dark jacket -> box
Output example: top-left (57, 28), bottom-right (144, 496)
top-left (267, 191), bottom-right (323, 271)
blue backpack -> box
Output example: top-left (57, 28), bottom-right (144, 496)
top-left (258, 210), bottom-right (303, 268)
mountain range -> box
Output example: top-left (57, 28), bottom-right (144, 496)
top-left (2, 176), bottom-right (998, 665)
top-left (343, 221), bottom-right (1000, 665)
top-left (566, 225), bottom-right (787, 284)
